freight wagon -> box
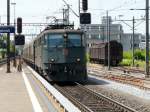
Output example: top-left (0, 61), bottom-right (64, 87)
top-left (89, 40), bottom-right (123, 66)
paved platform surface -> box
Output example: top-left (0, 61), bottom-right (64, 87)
top-left (0, 63), bottom-right (58, 112)
top-left (0, 64), bottom-right (33, 112)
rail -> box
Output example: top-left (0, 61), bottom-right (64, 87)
top-left (77, 83), bottom-right (138, 112)
top-left (113, 67), bottom-right (145, 75)
top-left (54, 84), bottom-right (93, 112)
top-left (54, 82), bottom-right (137, 112)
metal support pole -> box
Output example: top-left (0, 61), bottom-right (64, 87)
top-left (146, 0), bottom-right (149, 77)
top-left (79, 0), bottom-right (80, 20)
top-left (102, 27), bottom-right (104, 42)
top-left (11, 3), bottom-right (16, 67)
top-left (67, 5), bottom-right (70, 25)
top-left (107, 11), bottom-right (110, 70)
top-left (33, 43), bottom-right (36, 70)
top-left (63, 9), bottom-right (65, 24)
top-left (132, 16), bottom-right (135, 67)
top-left (7, 0), bottom-right (11, 73)
top-left (0, 16), bottom-right (1, 24)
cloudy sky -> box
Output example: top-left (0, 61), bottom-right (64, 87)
top-left (0, 0), bottom-right (146, 39)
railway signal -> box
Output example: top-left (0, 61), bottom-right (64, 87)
top-left (16, 17), bottom-right (25, 45)
top-left (15, 34), bottom-right (25, 45)
top-left (82, 0), bottom-right (88, 11)
top-left (80, 13), bottom-right (91, 24)
top-left (17, 17), bottom-right (22, 34)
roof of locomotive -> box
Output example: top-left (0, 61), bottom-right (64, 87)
top-left (43, 29), bottom-right (84, 34)
top-left (36, 28), bottom-right (83, 39)
top-left (24, 29), bottom-right (84, 49)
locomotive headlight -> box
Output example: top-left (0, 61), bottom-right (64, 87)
top-left (51, 59), bottom-right (55, 62)
top-left (77, 58), bottom-right (80, 62)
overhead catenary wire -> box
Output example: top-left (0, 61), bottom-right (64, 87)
top-left (135, 20), bottom-right (145, 28)
top-left (62, 0), bottom-right (79, 18)
top-left (91, 0), bottom-right (144, 17)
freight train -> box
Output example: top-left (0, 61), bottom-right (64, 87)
top-left (89, 40), bottom-right (123, 66)
top-left (23, 25), bottom-right (87, 82)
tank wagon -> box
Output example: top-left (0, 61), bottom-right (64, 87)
top-left (89, 40), bottom-right (123, 66)
top-left (23, 25), bottom-right (87, 82)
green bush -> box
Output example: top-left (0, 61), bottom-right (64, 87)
top-left (120, 49), bottom-right (150, 67)
top-left (86, 53), bottom-right (90, 62)
top-left (123, 49), bottom-right (146, 61)
top-left (134, 60), bottom-right (145, 68)
top-left (120, 59), bottom-right (132, 66)
top-left (123, 51), bottom-right (132, 59)
top-left (134, 49), bottom-right (145, 61)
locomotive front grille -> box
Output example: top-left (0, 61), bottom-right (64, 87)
top-left (48, 63), bottom-right (87, 81)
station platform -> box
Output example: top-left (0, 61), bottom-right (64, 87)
top-left (0, 64), bottom-right (33, 112)
top-left (0, 63), bottom-right (58, 112)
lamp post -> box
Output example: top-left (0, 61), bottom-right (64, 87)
top-left (106, 10), bottom-right (110, 70)
top-left (101, 10), bottom-right (111, 70)
top-left (7, 0), bottom-right (11, 73)
top-left (11, 2), bottom-right (16, 67)
top-left (115, 14), bottom-right (137, 67)
top-left (130, 0), bottom-right (149, 77)
top-left (132, 16), bottom-right (135, 67)
top-left (145, 0), bottom-right (149, 77)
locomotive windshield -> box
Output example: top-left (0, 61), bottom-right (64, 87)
top-left (47, 33), bottom-right (82, 47)
top-left (48, 34), bottom-right (63, 47)
top-left (67, 34), bottom-right (81, 47)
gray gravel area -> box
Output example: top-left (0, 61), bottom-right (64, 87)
top-left (84, 76), bottom-right (150, 112)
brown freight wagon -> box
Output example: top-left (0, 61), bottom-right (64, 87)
top-left (89, 40), bottom-right (123, 66)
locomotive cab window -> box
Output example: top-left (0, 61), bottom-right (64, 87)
top-left (41, 36), bottom-right (46, 45)
top-left (67, 34), bottom-right (82, 47)
top-left (48, 34), bottom-right (63, 47)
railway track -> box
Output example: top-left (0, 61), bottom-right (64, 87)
top-left (88, 64), bottom-right (150, 90)
top-left (113, 66), bottom-right (145, 75)
top-left (54, 83), bottom-right (137, 112)
top-left (25, 62), bottom-right (146, 112)
top-left (88, 63), bottom-right (145, 75)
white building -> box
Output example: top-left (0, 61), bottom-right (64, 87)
top-left (81, 16), bottom-right (141, 51)
top-left (121, 33), bottom-right (141, 51)
top-left (139, 35), bottom-right (150, 49)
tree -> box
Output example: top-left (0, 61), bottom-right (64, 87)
top-left (0, 34), bottom-right (15, 59)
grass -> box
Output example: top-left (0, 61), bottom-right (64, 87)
top-left (120, 49), bottom-right (147, 68)
top-left (119, 59), bottom-right (145, 68)
top-left (119, 59), bottom-right (132, 66)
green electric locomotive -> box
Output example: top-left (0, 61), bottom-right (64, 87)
top-left (23, 25), bottom-right (87, 82)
